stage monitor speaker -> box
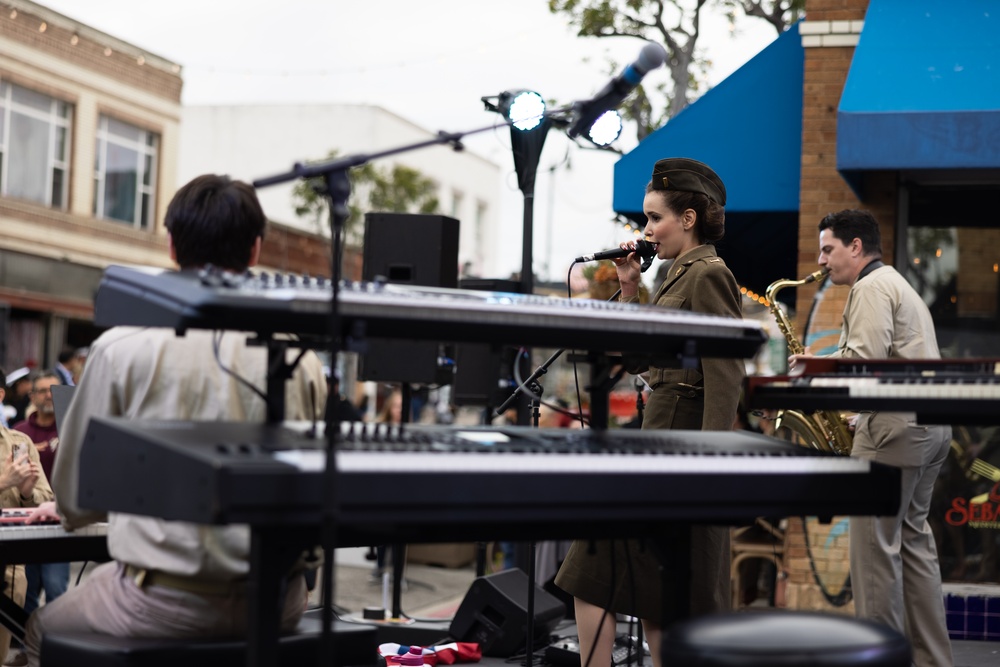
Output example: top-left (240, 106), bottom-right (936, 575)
top-left (360, 213), bottom-right (459, 385)
top-left (449, 568), bottom-right (566, 658)
top-left (451, 279), bottom-right (520, 407)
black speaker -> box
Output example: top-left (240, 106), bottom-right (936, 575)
top-left (449, 568), bottom-right (566, 658)
top-left (362, 213), bottom-right (459, 289)
top-left (452, 279), bottom-right (521, 407)
top-left (360, 213), bottom-right (459, 384)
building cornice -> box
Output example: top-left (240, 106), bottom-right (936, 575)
top-left (800, 19), bottom-right (864, 48)
top-left (1, 1), bottom-right (181, 102)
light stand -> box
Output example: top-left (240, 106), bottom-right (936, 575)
top-left (248, 93), bottom-right (625, 667)
top-left (482, 91), bottom-right (558, 427)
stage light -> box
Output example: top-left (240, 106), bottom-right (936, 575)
top-left (585, 109), bottom-right (623, 146)
top-left (499, 90), bottom-right (545, 131)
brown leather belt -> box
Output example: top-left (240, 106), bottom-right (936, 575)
top-left (125, 564), bottom-right (243, 596)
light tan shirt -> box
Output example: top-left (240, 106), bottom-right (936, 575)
top-left (831, 265), bottom-right (942, 361)
top-left (53, 326), bottom-right (327, 579)
top-left (0, 425), bottom-right (53, 508)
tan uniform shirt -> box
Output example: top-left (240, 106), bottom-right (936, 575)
top-left (625, 245), bottom-right (745, 431)
top-left (830, 264), bottom-right (942, 361)
top-left (0, 426), bottom-right (53, 508)
top-left (52, 327), bottom-right (327, 580)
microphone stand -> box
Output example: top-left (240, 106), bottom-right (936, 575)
top-left (492, 255), bottom-right (652, 667)
top-left (494, 254), bottom-right (655, 425)
top-left (253, 118), bottom-right (565, 667)
top-left (634, 376), bottom-right (646, 427)
top-left (248, 108), bottom-right (606, 667)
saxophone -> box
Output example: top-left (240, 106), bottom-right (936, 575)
top-left (765, 269), bottom-right (854, 456)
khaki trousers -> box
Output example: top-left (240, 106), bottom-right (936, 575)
top-left (849, 413), bottom-right (953, 667)
top-left (25, 561), bottom-right (307, 667)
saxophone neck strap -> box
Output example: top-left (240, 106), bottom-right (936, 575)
top-left (857, 259), bottom-right (884, 282)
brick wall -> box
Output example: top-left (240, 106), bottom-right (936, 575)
top-left (257, 224), bottom-right (364, 281)
top-left (784, 517), bottom-right (855, 613)
top-left (806, 0), bottom-right (871, 22)
top-left (0, 4), bottom-right (182, 102)
top-left (783, 0), bottom-right (873, 616)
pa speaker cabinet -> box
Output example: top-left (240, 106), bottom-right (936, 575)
top-left (452, 279), bottom-right (521, 407)
top-left (362, 213), bottom-right (459, 289)
top-left (449, 568), bottom-right (566, 658)
top-left (360, 213), bottom-right (459, 384)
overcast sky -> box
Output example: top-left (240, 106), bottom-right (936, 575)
top-left (39, 0), bottom-right (776, 282)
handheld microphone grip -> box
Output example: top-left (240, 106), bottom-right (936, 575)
top-left (575, 239), bottom-right (656, 263)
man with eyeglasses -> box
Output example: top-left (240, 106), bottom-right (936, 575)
top-left (7, 372), bottom-right (66, 666)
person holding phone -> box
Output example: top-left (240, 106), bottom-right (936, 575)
top-left (0, 366), bottom-right (52, 666)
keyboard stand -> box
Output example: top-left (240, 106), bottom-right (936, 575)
top-left (0, 562), bottom-right (28, 641)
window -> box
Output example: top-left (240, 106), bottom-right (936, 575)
top-left (94, 114), bottom-right (158, 228)
top-left (0, 81), bottom-right (72, 208)
top-left (450, 190), bottom-right (464, 219)
top-left (901, 185), bottom-right (1000, 358)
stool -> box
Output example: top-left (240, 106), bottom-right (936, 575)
top-left (40, 615), bottom-right (377, 667)
top-left (662, 611), bottom-right (911, 666)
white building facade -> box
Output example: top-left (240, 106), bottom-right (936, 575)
top-left (178, 104), bottom-right (503, 280)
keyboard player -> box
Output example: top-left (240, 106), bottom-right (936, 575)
top-left (0, 368), bottom-right (53, 666)
top-left (20, 175), bottom-right (327, 667)
top-left (789, 209), bottom-right (952, 667)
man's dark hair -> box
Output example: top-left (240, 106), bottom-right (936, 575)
top-left (165, 174), bottom-right (267, 271)
top-left (818, 209), bottom-right (882, 258)
top-left (57, 347), bottom-right (76, 364)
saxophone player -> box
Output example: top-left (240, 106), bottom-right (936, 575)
top-left (554, 158), bottom-right (743, 667)
top-left (790, 209), bottom-right (952, 667)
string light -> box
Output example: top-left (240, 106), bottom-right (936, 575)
top-left (739, 286), bottom-right (770, 307)
top-left (0, 4), bottom-right (178, 73)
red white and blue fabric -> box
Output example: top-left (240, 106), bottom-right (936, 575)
top-left (379, 642), bottom-right (482, 666)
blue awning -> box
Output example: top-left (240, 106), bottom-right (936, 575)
top-left (838, 0), bottom-right (1000, 174)
top-left (613, 23), bottom-right (803, 218)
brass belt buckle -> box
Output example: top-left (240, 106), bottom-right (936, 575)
top-left (131, 566), bottom-right (148, 587)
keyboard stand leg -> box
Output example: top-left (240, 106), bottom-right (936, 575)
top-left (246, 526), bottom-right (312, 667)
top-left (650, 524), bottom-right (692, 627)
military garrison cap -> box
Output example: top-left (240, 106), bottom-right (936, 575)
top-left (650, 158), bottom-right (726, 207)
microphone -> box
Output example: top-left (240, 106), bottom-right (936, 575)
top-left (566, 42), bottom-right (667, 139)
top-left (575, 240), bottom-right (656, 263)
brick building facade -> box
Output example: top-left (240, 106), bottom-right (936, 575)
top-left (784, 0), bottom-right (1000, 616)
top-left (0, 0), bottom-right (336, 371)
